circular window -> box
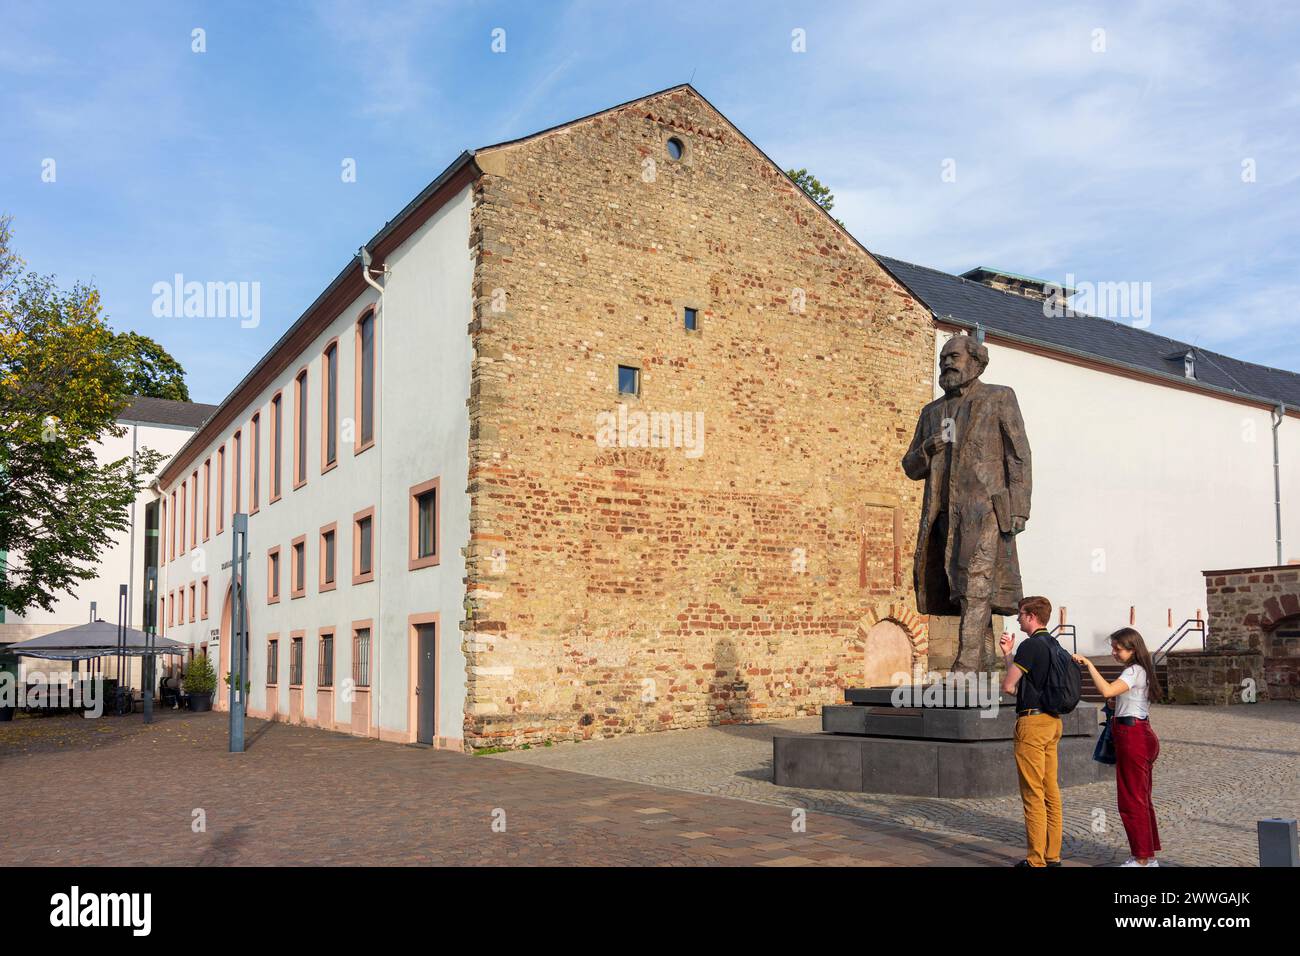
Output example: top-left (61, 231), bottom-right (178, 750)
top-left (666, 137), bottom-right (684, 161)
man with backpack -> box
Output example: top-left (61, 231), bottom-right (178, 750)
top-left (1000, 594), bottom-right (1081, 867)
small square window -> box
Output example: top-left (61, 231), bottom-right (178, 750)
top-left (618, 365), bottom-right (640, 396)
top-left (684, 307), bottom-right (697, 331)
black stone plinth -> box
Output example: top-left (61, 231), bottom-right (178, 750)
top-left (822, 700), bottom-right (1100, 741)
top-left (773, 731), bottom-right (1108, 798)
top-left (772, 686), bottom-right (1107, 797)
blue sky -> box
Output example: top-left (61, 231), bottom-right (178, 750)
top-left (3, 0), bottom-right (1298, 403)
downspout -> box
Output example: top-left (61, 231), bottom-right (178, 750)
top-left (360, 247), bottom-right (388, 735)
top-left (128, 423), bottom-right (139, 629)
top-left (1273, 405), bottom-right (1285, 566)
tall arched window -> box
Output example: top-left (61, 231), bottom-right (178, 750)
top-left (293, 368), bottom-right (308, 489)
top-left (322, 341), bottom-right (339, 470)
top-left (355, 308), bottom-right (376, 453)
top-left (270, 392), bottom-right (282, 501)
top-left (250, 412), bottom-right (260, 512)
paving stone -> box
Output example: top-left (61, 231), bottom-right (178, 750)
top-left (0, 710), bottom-right (1007, 866)
top-left (494, 703), bottom-right (1300, 867)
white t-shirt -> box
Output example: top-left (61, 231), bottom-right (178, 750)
top-left (1114, 664), bottom-right (1150, 719)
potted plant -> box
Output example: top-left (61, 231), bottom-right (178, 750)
top-left (183, 653), bottom-right (217, 712)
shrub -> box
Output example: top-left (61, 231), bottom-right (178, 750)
top-left (183, 653), bottom-right (217, 694)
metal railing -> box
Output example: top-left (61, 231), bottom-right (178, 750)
top-left (353, 629), bottom-right (371, 687)
top-left (1153, 619), bottom-right (1207, 665)
top-left (1052, 623), bottom-right (1078, 654)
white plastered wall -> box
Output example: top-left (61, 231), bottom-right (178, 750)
top-left (159, 184), bottom-right (473, 741)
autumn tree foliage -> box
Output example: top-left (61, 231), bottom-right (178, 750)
top-left (0, 215), bottom-right (165, 613)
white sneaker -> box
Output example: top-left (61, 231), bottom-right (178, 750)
top-left (1121, 858), bottom-right (1159, 867)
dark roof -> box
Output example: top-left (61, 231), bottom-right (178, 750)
top-left (877, 256), bottom-right (1300, 409)
top-left (120, 395), bottom-right (217, 429)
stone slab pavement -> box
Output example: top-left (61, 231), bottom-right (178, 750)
top-left (493, 703), bottom-right (1300, 867)
top-left (5, 703), bottom-right (1292, 866)
top-left (2, 710), bottom-right (1025, 866)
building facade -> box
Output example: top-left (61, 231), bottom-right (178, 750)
top-left (155, 85), bottom-right (935, 750)
top-left (152, 84), bottom-right (1299, 753)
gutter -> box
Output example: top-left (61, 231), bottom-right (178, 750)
top-left (1274, 405), bottom-right (1286, 565)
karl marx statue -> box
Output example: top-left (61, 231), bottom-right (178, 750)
top-left (902, 334), bottom-right (1032, 673)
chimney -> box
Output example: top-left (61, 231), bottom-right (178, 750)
top-left (960, 266), bottom-right (1074, 309)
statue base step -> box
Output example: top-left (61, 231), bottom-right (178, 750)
top-left (824, 699), bottom-right (1100, 741)
top-left (772, 687), bottom-right (1107, 797)
top-left (773, 731), bottom-right (1108, 798)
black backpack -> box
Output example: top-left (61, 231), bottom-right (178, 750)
top-left (1036, 631), bottom-right (1082, 716)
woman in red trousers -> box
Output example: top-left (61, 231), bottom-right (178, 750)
top-left (1074, 628), bottom-right (1163, 867)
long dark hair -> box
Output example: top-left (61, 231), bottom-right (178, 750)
top-left (1109, 627), bottom-right (1162, 703)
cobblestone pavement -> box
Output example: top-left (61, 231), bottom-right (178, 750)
top-left (3, 711), bottom-right (1031, 866)
top-left (494, 703), bottom-right (1300, 867)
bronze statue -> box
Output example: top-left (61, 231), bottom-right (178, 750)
top-left (902, 334), bottom-right (1032, 672)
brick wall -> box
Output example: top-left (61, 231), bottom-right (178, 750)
top-left (1203, 565), bottom-right (1300, 701)
top-left (462, 87), bottom-right (936, 748)
top-left (1165, 649), bottom-right (1268, 705)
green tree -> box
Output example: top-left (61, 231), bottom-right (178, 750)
top-left (113, 330), bottom-right (190, 401)
top-left (0, 215), bottom-right (165, 614)
top-left (786, 168), bottom-right (845, 227)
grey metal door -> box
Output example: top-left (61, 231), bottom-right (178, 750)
top-left (416, 624), bottom-right (436, 744)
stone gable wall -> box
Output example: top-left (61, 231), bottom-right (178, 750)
top-left (462, 88), bottom-right (935, 747)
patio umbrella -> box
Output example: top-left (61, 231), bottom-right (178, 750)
top-left (3, 619), bottom-right (187, 661)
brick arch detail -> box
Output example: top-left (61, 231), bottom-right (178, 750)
top-left (1261, 596), bottom-right (1300, 632)
top-left (853, 603), bottom-right (929, 670)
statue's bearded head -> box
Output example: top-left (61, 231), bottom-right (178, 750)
top-left (938, 334), bottom-right (989, 394)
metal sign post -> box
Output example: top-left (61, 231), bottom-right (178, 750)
top-left (143, 570), bottom-right (157, 724)
top-left (116, 584), bottom-right (127, 715)
top-left (229, 514), bottom-right (248, 753)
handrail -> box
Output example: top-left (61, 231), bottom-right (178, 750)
top-left (1153, 619), bottom-right (1206, 665)
top-left (1052, 623), bottom-right (1077, 654)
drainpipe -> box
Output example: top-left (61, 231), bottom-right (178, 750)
top-left (127, 423), bottom-right (139, 629)
top-left (360, 247), bottom-right (388, 734)
top-left (1273, 405), bottom-right (1285, 566)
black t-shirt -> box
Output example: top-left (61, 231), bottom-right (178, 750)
top-left (1013, 631), bottom-right (1052, 712)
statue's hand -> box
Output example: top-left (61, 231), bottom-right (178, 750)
top-left (1010, 516), bottom-right (1026, 535)
top-left (922, 433), bottom-right (948, 456)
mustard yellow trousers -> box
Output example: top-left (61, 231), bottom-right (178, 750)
top-left (1014, 713), bottom-right (1063, 866)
